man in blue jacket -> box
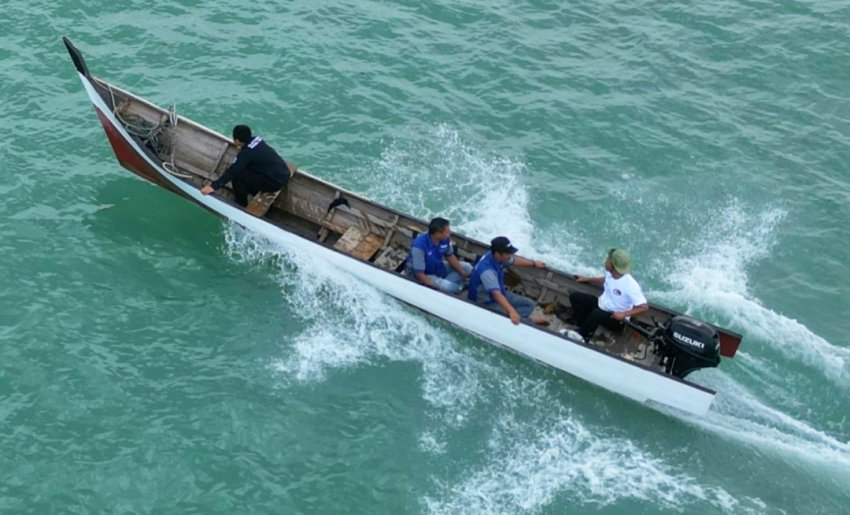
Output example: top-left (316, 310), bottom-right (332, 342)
top-left (201, 125), bottom-right (290, 207)
top-left (468, 236), bottom-right (547, 325)
top-left (406, 217), bottom-right (472, 293)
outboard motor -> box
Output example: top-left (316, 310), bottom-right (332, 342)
top-left (658, 316), bottom-right (721, 378)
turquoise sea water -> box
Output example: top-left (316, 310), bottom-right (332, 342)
top-left (2, 1), bottom-right (849, 512)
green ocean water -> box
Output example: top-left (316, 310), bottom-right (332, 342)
top-left (2, 0), bottom-right (849, 513)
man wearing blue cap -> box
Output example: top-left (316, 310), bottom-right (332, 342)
top-left (568, 248), bottom-right (648, 342)
top-left (468, 236), bottom-right (547, 325)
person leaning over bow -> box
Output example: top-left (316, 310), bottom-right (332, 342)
top-left (406, 217), bottom-right (473, 294)
top-left (201, 124), bottom-right (290, 207)
top-left (468, 236), bottom-right (547, 325)
top-left (568, 248), bottom-right (649, 342)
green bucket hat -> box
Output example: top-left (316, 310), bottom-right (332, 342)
top-left (607, 248), bottom-right (632, 274)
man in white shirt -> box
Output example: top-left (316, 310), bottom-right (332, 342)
top-left (567, 248), bottom-right (649, 342)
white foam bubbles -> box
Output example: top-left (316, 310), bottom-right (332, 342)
top-left (366, 123), bottom-right (590, 273)
top-left (732, 301), bottom-right (849, 385)
top-left (418, 431), bottom-right (448, 455)
top-left (368, 124), bottom-right (532, 245)
top-left (654, 201), bottom-right (782, 305)
top-left (676, 370), bottom-right (850, 489)
top-left (652, 201), bottom-right (850, 387)
top-left (424, 407), bottom-right (757, 514)
top-left (222, 221), bottom-right (487, 423)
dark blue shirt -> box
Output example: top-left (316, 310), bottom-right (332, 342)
top-left (468, 251), bottom-right (514, 303)
top-left (212, 137), bottom-right (289, 190)
top-left (406, 233), bottom-right (454, 277)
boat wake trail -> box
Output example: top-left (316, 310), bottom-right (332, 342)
top-left (370, 130), bottom-right (850, 508)
top-left (683, 371), bottom-right (850, 482)
top-left (368, 124), bottom-right (590, 274)
top-left (223, 222), bottom-right (490, 423)
top-left (221, 129), bottom-right (843, 512)
top-left (650, 202), bottom-right (850, 495)
top-left (370, 124), bottom-right (532, 239)
top-left (222, 223), bottom-right (762, 513)
top-left (652, 202), bottom-right (850, 388)
top-left (424, 408), bottom-right (763, 514)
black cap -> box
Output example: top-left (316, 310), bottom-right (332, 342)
top-left (491, 236), bottom-right (518, 254)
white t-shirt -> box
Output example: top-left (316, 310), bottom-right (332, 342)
top-left (598, 271), bottom-right (647, 313)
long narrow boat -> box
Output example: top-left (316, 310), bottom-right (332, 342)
top-left (64, 37), bottom-right (742, 416)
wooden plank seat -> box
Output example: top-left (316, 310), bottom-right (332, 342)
top-left (373, 246), bottom-right (408, 272)
top-left (333, 226), bottom-right (383, 261)
top-left (245, 163), bottom-right (298, 217)
top-left (246, 189), bottom-right (282, 217)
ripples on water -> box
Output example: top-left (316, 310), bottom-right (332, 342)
top-left (2, 0), bottom-right (849, 512)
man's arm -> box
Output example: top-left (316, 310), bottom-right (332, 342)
top-left (576, 275), bottom-right (604, 286)
top-left (612, 285), bottom-right (649, 320)
top-left (491, 290), bottom-right (521, 325)
top-left (202, 151), bottom-right (249, 194)
top-left (447, 254), bottom-right (469, 276)
top-left (513, 256), bottom-right (545, 269)
top-left (410, 247), bottom-right (434, 287)
top-left (414, 272), bottom-right (435, 288)
top-left (612, 303), bottom-right (649, 320)
top-left (479, 269), bottom-right (520, 324)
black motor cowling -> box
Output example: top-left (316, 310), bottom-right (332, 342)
top-left (658, 316), bottom-right (721, 378)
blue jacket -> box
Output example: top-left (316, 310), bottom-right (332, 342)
top-left (468, 251), bottom-right (505, 303)
top-left (407, 233), bottom-right (451, 276)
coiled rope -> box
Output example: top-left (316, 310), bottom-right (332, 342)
top-left (108, 85), bottom-right (191, 179)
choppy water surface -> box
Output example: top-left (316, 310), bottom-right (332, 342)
top-left (1, 1), bottom-right (848, 513)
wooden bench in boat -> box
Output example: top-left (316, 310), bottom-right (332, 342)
top-left (333, 225), bottom-right (384, 261)
top-left (246, 190), bottom-right (282, 217)
top-left (373, 246), bottom-right (408, 272)
top-left (245, 162), bottom-right (299, 218)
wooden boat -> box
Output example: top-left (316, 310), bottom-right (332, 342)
top-left (63, 37), bottom-right (742, 416)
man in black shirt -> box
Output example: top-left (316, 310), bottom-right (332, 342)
top-left (201, 125), bottom-right (290, 207)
